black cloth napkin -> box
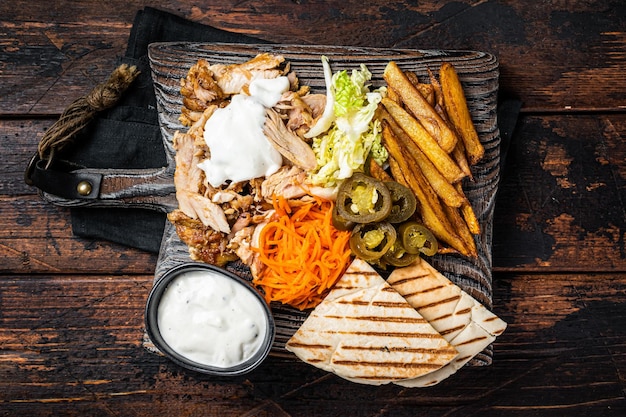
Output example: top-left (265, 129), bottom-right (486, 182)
top-left (56, 7), bottom-right (520, 253)
top-left (65, 7), bottom-right (268, 253)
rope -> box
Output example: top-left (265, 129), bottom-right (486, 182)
top-left (37, 64), bottom-right (140, 166)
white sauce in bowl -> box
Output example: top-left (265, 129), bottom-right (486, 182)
top-left (157, 269), bottom-right (269, 368)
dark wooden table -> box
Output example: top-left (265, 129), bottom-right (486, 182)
top-left (2, 1), bottom-right (625, 416)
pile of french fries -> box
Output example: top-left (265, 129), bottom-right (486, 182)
top-left (375, 61), bottom-right (484, 258)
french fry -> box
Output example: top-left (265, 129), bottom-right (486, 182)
top-left (386, 83), bottom-right (402, 104)
top-left (405, 70), bottom-right (420, 86)
top-left (411, 144), bottom-right (466, 208)
top-left (454, 182), bottom-right (481, 235)
top-left (368, 158), bottom-right (393, 182)
top-left (439, 62), bottom-right (485, 165)
top-left (451, 139), bottom-right (473, 179)
top-left (384, 61), bottom-right (458, 153)
top-left (405, 71), bottom-right (436, 106)
top-left (384, 127), bottom-right (469, 256)
top-left (442, 203), bottom-right (477, 258)
top-left (381, 112), bottom-right (466, 208)
top-left (427, 67), bottom-right (445, 114)
top-left (437, 246), bottom-right (461, 255)
top-left (428, 66), bottom-right (474, 179)
top-left (419, 84), bottom-right (436, 107)
top-left (378, 61), bottom-right (484, 258)
top-left (387, 158), bottom-right (426, 226)
top-left (407, 170), bottom-right (469, 256)
top-left (381, 97), bottom-right (465, 184)
top-left (387, 156), bottom-right (412, 195)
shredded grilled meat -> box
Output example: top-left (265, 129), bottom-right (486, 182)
top-left (171, 53), bottom-right (323, 270)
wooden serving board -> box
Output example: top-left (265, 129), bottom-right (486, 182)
top-left (146, 42), bottom-right (501, 365)
top-left (40, 42), bottom-right (501, 365)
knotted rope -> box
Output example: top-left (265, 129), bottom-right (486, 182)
top-left (37, 64), bottom-right (140, 166)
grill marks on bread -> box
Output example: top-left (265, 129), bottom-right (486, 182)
top-left (387, 258), bottom-right (507, 339)
top-left (285, 258), bottom-right (458, 385)
top-left (387, 258), bottom-right (507, 387)
top-left (325, 314), bottom-right (428, 324)
top-left (286, 257), bottom-right (507, 387)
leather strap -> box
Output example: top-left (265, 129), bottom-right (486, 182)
top-left (25, 153), bottom-right (103, 200)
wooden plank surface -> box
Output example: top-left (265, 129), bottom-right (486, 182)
top-left (1, 1), bottom-right (625, 114)
top-left (4, 112), bottom-right (624, 274)
top-left (148, 42), bottom-right (501, 358)
top-left (494, 113), bottom-right (626, 272)
top-left (1, 0), bottom-right (626, 415)
top-left (1, 272), bottom-right (624, 416)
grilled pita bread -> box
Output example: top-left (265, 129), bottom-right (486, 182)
top-left (387, 257), bottom-right (507, 387)
top-left (286, 258), bottom-right (458, 385)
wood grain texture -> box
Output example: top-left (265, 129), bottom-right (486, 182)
top-left (147, 42), bottom-right (500, 363)
top-left (0, 197), bottom-right (157, 275)
top-left (3, 115), bottom-right (625, 273)
top-left (493, 114), bottom-right (626, 272)
top-left (1, 1), bottom-right (625, 114)
top-left (1, 273), bottom-right (624, 416)
top-left (2, 1), bottom-right (626, 415)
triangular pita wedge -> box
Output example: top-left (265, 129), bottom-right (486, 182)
top-left (394, 319), bottom-right (495, 387)
top-left (387, 257), bottom-right (507, 387)
top-left (286, 258), bottom-right (458, 385)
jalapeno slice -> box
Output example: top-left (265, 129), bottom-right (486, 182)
top-left (398, 221), bottom-right (438, 256)
top-left (349, 222), bottom-right (396, 261)
top-left (384, 181), bottom-right (417, 223)
top-left (382, 239), bottom-right (420, 267)
top-left (336, 173), bottom-right (392, 224)
top-left (331, 203), bottom-right (356, 231)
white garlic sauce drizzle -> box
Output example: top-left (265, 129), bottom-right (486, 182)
top-left (198, 76), bottom-right (291, 187)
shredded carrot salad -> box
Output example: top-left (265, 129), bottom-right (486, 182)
top-left (252, 195), bottom-right (352, 310)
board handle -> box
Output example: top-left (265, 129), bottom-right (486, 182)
top-left (33, 161), bottom-right (177, 212)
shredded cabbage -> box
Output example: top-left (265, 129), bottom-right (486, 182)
top-left (304, 56), bottom-right (335, 139)
top-left (308, 60), bottom-right (388, 187)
